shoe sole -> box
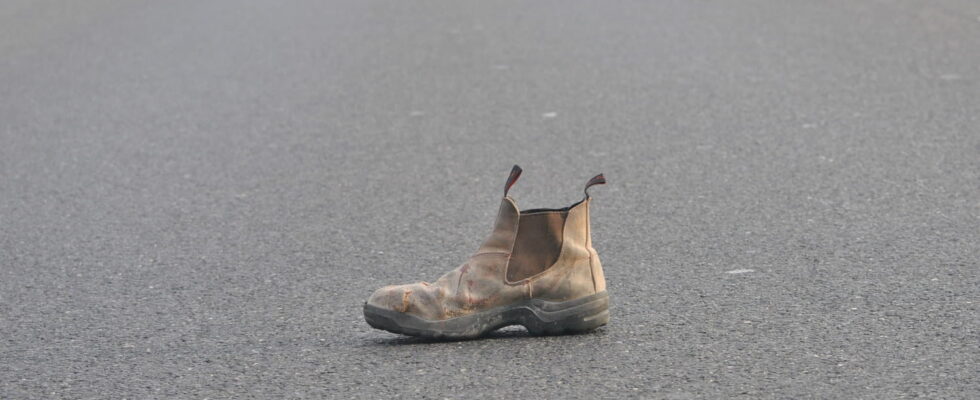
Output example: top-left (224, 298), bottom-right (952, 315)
top-left (363, 291), bottom-right (609, 339)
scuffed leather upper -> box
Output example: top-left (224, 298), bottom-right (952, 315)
top-left (367, 195), bottom-right (605, 321)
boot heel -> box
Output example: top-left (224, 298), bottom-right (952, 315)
top-left (523, 292), bottom-right (610, 336)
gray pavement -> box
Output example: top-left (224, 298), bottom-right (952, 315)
top-left (2, 1), bottom-right (979, 398)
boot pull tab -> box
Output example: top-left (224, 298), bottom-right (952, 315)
top-left (584, 173), bottom-right (606, 198)
top-left (504, 165), bottom-right (522, 196)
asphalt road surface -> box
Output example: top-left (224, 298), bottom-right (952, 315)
top-left (2, 1), bottom-right (979, 398)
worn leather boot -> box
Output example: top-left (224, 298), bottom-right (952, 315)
top-left (364, 165), bottom-right (609, 339)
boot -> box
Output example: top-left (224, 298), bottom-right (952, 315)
top-left (363, 165), bottom-right (609, 339)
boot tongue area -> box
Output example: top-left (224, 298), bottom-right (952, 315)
top-left (476, 197), bottom-right (519, 254)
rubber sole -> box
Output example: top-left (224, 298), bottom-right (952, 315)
top-left (363, 291), bottom-right (609, 339)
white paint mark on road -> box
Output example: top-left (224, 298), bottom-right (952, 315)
top-left (542, 112), bottom-right (557, 118)
top-left (409, 110), bottom-right (425, 117)
top-left (726, 269), bottom-right (755, 274)
top-left (939, 73), bottom-right (961, 81)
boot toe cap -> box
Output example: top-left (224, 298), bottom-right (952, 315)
top-left (367, 285), bottom-right (403, 311)
top-left (367, 283), bottom-right (444, 320)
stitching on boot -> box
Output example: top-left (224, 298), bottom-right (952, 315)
top-left (454, 264), bottom-right (470, 297)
